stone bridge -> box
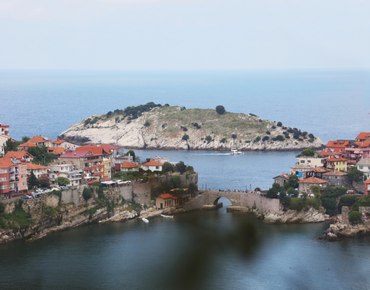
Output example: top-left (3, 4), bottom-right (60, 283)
top-left (184, 190), bottom-right (281, 213)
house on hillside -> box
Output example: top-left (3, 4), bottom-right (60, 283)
top-left (296, 154), bottom-right (326, 168)
top-left (345, 141), bottom-right (370, 163)
top-left (0, 158), bottom-right (28, 199)
top-left (17, 141), bottom-right (36, 151)
top-left (365, 179), bottom-right (370, 197)
top-left (5, 151), bottom-right (33, 163)
top-left (47, 147), bottom-right (71, 157)
top-left (141, 159), bottom-right (163, 172)
top-left (325, 156), bottom-right (348, 172)
top-left (26, 163), bottom-right (48, 179)
top-left (356, 132), bottom-right (370, 142)
top-left (28, 136), bottom-right (53, 147)
top-left (322, 170), bottom-right (349, 187)
top-left (273, 173), bottom-right (290, 187)
top-left (0, 135), bottom-right (11, 156)
top-left (305, 167), bottom-right (330, 179)
top-left (290, 163), bottom-right (312, 178)
top-left (120, 162), bottom-right (140, 172)
top-left (326, 140), bottom-right (351, 155)
top-left (298, 177), bottom-right (328, 195)
top-left (76, 146), bottom-right (113, 179)
top-left (356, 158), bottom-right (370, 179)
top-left (48, 162), bottom-right (83, 187)
top-left (0, 122), bottom-right (9, 136)
top-left (52, 139), bottom-right (80, 150)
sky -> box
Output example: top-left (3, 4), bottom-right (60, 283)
top-left (0, 0), bottom-right (369, 70)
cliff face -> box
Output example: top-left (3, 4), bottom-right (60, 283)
top-left (58, 106), bottom-right (324, 151)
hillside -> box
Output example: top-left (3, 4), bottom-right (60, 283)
top-left (58, 104), bottom-right (324, 151)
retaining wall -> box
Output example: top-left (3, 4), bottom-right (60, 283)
top-left (241, 192), bottom-right (280, 213)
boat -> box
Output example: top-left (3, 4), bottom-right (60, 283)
top-left (142, 218), bottom-right (149, 223)
top-left (230, 148), bottom-right (243, 155)
top-left (161, 214), bottom-right (174, 218)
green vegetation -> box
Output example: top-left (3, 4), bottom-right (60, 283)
top-left (144, 121), bottom-right (150, 127)
top-left (125, 150), bottom-right (136, 160)
top-left (300, 149), bottom-right (315, 156)
top-left (348, 166), bottom-right (364, 182)
top-left (262, 136), bottom-right (269, 142)
top-left (83, 187), bottom-right (93, 201)
top-left (308, 198), bottom-right (320, 210)
top-left (349, 210), bottom-right (362, 223)
top-left (290, 198), bottom-right (305, 211)
top-left (188, 182), bottom-right (198, 194)
top-left (255, 136), bottom-right (261, 142)
top-left (353, 197), bottom-right (370, 211)
top-left (42, 204), bottom-right (57, 217)
top-left (182, 134), bottom-right (189, 141)
top-left (216, 105), bottom-right (225, 115)
top-left (38, 175), bottom-right (50, 188)
top-left (320, 186), bottom-right (347, 216)
top-left (27, 170), bottom-right (39, 188)
top-left (220, 138), bottom-right (227, 143)
top-left (175, 161), bottom-right (187, 174)
top-left (338, 195), bottom-right (356, 211)
top-left (4, 139), bottom-right (18, 154)
top-left (162, 162), bottom-right (175, 173)
top-left (0, 201), bottom-right (34, 232)
top-left (205, 136), bottom-right (212, 143)
top-left (27, 146), bottom-right (57, 165)
top-left (277, 122), bottom-right (282, 127)
top-left (55, 177), bottom-right (70, 186)
top-left (231, 134), bottom-right (237, 139)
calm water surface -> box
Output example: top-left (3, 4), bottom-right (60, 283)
top-left (0, 198), bottom-right (369, 290)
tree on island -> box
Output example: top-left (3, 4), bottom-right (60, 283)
top-left (175, 161), bottom-right (187, 174)
top-left (216, 105), bottom-right (225, 115)
top-left (182, 134), bottom-right (189, 141)
top-left (162, 162), bottom-right (175, 173)
top-left (299, 149), bottom-right (315, 156)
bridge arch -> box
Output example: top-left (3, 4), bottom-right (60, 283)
top-left (206, 191), bottom-right (242, 207)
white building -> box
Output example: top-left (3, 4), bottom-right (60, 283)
top-left (141, 159), bottom-right (163, 172)
top-left (48, 162), bottom-right (83, 187)
top-left (357, 158), bottom-right (370, 179)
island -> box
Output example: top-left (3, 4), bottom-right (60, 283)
top-left (59, 103), bottom-right (324, 151)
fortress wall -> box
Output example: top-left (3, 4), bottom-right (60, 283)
top-left (241, 192), bottom-right (280, 212)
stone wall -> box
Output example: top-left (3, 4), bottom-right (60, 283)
top-left (359, 206), bottom-right (370, 216)
top-left (342, 206), bottom-right (349, 224)
top-left (184, 194), bottom-right (207, 211)
top-left (149, 173), bottom-right (198, 196)
top-left (351, 180), bottom-right (365, 192)
top-left (61, 188), bottom-right (81, 206)
top-left (205, 191), bottom-right (242, 206)
top-left (241, 192), bottom-right (280, 213)
top-left (114, 183), bottom-right (152, 206)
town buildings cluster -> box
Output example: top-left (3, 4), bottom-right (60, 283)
top-left (274, 132), bottom-right (370, 197)
top-left (0, 122), bottom-right (169, 199)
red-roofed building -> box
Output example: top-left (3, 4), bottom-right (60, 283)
top-left (121, 162), bottom-right (140, 172)
top-left (326, 156), bottom-right (348, 172)
top-left (322, 170), bottom-right (350, 188)
top-left (77, 146), bottom-right (112, 179)
top-left (298, 177), bottom-right (328, 194)
top-left (0, 122), bottom-right (9, 136)
top-left (364, 179), bottom-right (370, 197)
top-left (26, 163), bottom-right (48, 179)
top-left (345, 141), bottom-right (370, 162)
top-left (47, 147), bottom-right (71, 157)
top-left (273, 173), bottom-right (290, 187)
top-left (0, 158), bottom-right (28, 199)
top-left (51, 139), bottom-right (79, 150)
top-left (17, 141), bottom-right (36, 151)
top-left (326, 140), bottom-right (350, 155)
top-left (155, 193), bottom-right (179, 209)
top-left (319, 149), bottom-right (335, 158)
top-left (356, 132), bottom-right (370, 142)
top-left (305, 167), bottom-right (331, 179)
top-left (5, 151), bottom-right (33, 163)
top-left (28, 136), bottom-right (53, 147)
top-left (141, 159), bottom-right (163, 172)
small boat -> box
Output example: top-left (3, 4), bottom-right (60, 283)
top-left (161, 214), bottom-right (174, 218)
top-left (230, 148), bottom-right (243, 155)
top-left (142, 218), bottom-right (149, 223)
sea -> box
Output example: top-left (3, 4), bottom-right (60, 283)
top-left (0, 70), bottom-right (370, 289)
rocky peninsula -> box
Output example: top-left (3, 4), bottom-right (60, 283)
top-left (58, 104), bottom-right (324, 151)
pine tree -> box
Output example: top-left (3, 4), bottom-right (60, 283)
top-left (28, 170), bottom-right (39, 188)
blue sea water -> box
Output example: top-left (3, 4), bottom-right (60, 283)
top-left (0, 70), bottom-right (369, 142)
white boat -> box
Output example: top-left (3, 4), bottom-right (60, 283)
top-left (161, 214), bottom-right (174, 218)
top-left (142, 218), bottom-right (149, 223)
top-left (230, 148), bottom-right (243, 155)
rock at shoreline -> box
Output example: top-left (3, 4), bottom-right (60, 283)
top-left (58, 106), bottom-right (324, 151)
top-left (263, 208), bottom-right (327, 224)
top-left (321, 222), bottom-right (370, 241)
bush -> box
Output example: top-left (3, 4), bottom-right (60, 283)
top-left (277, 122), bottom-right (282, 127)
top-left (231, 134), bottom-right (237, 139)
top-left (348, 166), bottom-right (364, 182)
top-left (271, 126), bottom-right (276, 129)
top-left (0, 202), bottom-right (5, 214)
top-left (220, 138), bottom-right (227, 143)
top-left (300, 149), bottom-right (315, 156)
top-left (338, 195), bottom-right (356, 211)
top-left (289, 198), bottom-right (304, 211)
top-left (180, 126), bottom-right (187, 132)
top-left (205, 136), bottom-right (212, 143)
top-left (349, 210), bottom-right (362, 223)
top-left (162, 162), bottom-right (175, 173)
top-left (182, 134), bottom-right (189, 141)
top-left (262, 136), bottom-right (269, 142)
top-left (272, 135), bottom-right (285, 142)
top-left (175, 161), bottom-right (187, 174)
top-left (216, 105), bottom-right (225, 114)
top-left (287, 187), bottom-right (298, 197)
top-left (308, 198), bottom-right (320, 210)
top-left (188, 182), bottom-right (198, 194)
top-left (144, 121), bottom-right (150, 127)
top-left (169, 176), bottom-right (181, 188)
top-left (353, 197), bottom-right (370, 211)
top-left (255, 136), bottom-right (261, 142)
top-left (83, 187), bottom-right (92, 201)
top-left (308, 133), bottom-right (314, 139)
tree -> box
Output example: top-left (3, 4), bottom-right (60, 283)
top-left (216, 105), bottom-right (225, 115)
top-left (231, 134), bottom-right (237, 139)
top-left (254, 187), bottom-right (261, 191)
top-left (169, 176), bottom-right (181, 188)
top-left (262, 136), bottom-right (269, 142)
top-left (38, 175), bottom-right (50, 188)
top-left (162, 162), bottom-right (175, 173)
top-left (288, 174), bottom-right (299, 188)
top-left (27, 146), bottom-right (57, 165)
top-left (290, 198), bottom-right (304, 211)
top-left (287, 187), bottom-right (298, 197)
top-left (144, 121), bottom-right (150, 127)
top-left (205, 136), bottom-right (212, 142)
top-left (348, 166), bottom-right (364, 182)
top-left (4, 139), bottom-right (18, 154)
top-left (266, 187), bottom-right (278, 198)
top-left (310, 185), bottom-right (321, 197)
top-left (175, 161), bottom-right (187, 174)
top-left (182, 134), bottom-right (189, 141)
top-left (27, 170), bottom-right (39, 188)
top-left (186, 165), bottom-right (194, 172)
top-left (300, 149), bottom-right (315, 156)
top-left (349, 210), bottom-right (362, 223)
top-left (125, 150), bottom-right (136, 161)
top-left (0, 202), bottom-right (5, 214)
top-left (55, 177), bottom-right (70, 186)
top-left (188, 182), bottom-right (198, 194)
top-left (83, 187), bottom-right (92, 201)
top-left (277, 122), bottom-right (282, 127)
top-left (22, 136), bottom-right (31, 143)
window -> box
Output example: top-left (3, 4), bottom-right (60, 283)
top-left (0, 177), bottom-right (7, 181)
top-left (0, 185), bottom-right (7, 189)
top-left (359, 166), bottom-right (363, 169)
top-left (300, 160), bottom-right (305, 163)
top-left (156, 166), bottom-right (160, 169)
top-left (0, 169), bottom-right (7, 174)
top-left (21, 182), bottom-right (27, 186)
top-left (21, 174), bottom-right (27, 178)
top-left (21, 166), bottom-right (26, 171)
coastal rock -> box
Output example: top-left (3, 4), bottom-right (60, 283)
top-left (263, 208), bottom-right (326, 224)
top-left (58, 106), bottom-right (324, 151)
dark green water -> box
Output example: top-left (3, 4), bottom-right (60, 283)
top-left (1, 198), bottom-right (369, 290)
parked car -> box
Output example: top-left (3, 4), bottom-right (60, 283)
top-left (359, 191), bottom-right (365, 195)
top-left (21, 195), bottom-right (31, 199)
top-left (346, 190), bottom-right (355, 195)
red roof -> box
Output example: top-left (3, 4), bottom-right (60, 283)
top-left (5, 151), bottom-right (33, 159)
top-left (159, 194), bottom-right (174, 199)
top-left (310, 167), bottom-right (329, 172)
top-left (322, 171), bottom-right (348, 176)
top-left (18, 141), bottom-right (36, 148)
top-left (77, 146), bottom-right (112, 155)
top-left (354, 141), bottom-right (370, 148)
top-left (356, 132), bottom-right (370, 141)
top-left (121, 162), bottom-right (140, 169)
top-left (27, 163), bottom-right (47, 170)
top-left (326, 140), bottom-right (350, 148)
top-left (142, 159), bottom-right (163, 166)
top-left (29, 136), bottom-right (52, 143)
top-left (299, 177), bottom-right (328, 184)
top-left (0, 157), bottom-right (15, 167)
top-left (365, 179), bottom-right (370, 184)
top-left (319, 149), bottom-right (334, 156)
top-left (326, 157), bottom-right (348, 162)
top-left (60, 150), bottom-right (93, 158)
top-left (47, 147), bottom-right (71, 155)
top-left (52, 139), bottom-right (65, 144)
top-left (82, 144), bottom-right (123, 150)
top-left (273, 173), bottom-right (289, 180)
